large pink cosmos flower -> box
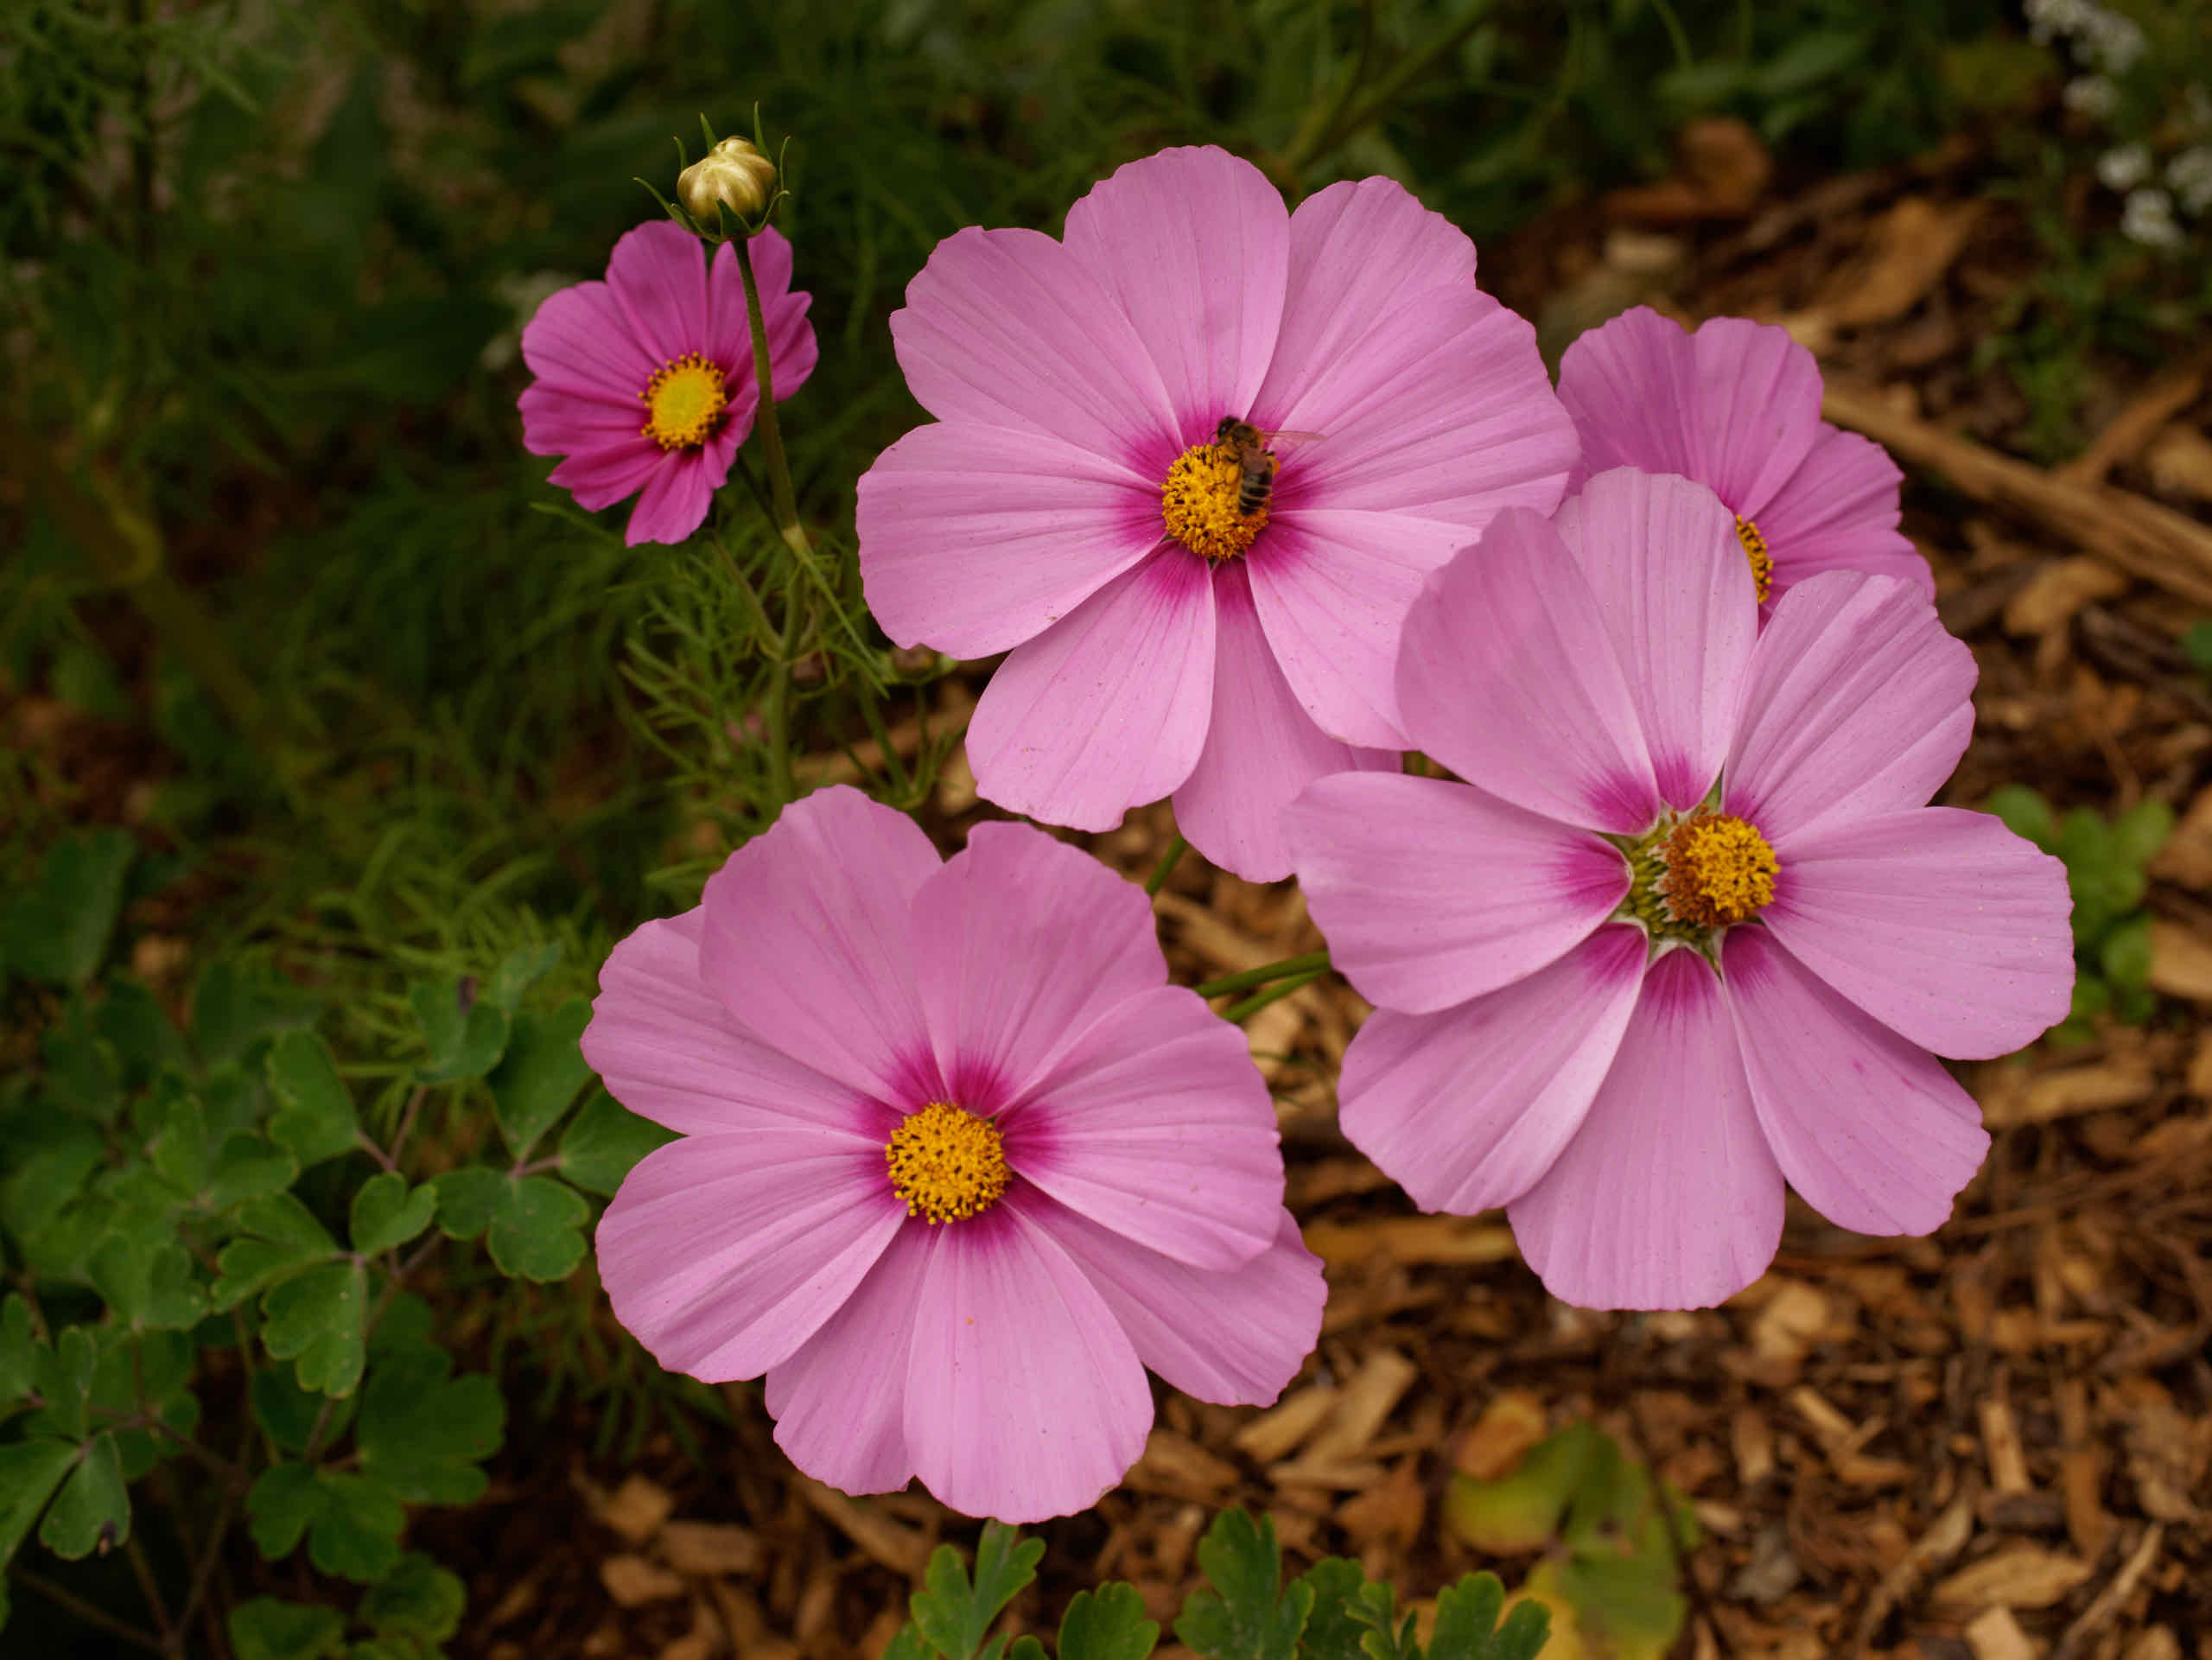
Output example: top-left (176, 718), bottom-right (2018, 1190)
top-left (1558, 308), bottom-right (1930, 611)
top-left (520, 220), bottom-right (817, 546)
top-left (581, 786), bottom-right (1323, 1522)
top-left (857, 146), bottom-right (1576, 881)
top-left (1286, 467), bottom-right (2072, 1311)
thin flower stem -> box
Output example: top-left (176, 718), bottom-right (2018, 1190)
top-left (122, 1531), bottom-right (178, 1655)
top-left (1192, 950), bottom-right (1332, 1000)
top-left (9, 1568), bottom-right (168, 1655)
top-left (1224, 968), bottom-right (1327, 1023)
top-left (734, 230), bottom-right (811, 807)
top-left (1144, 835), bottom-right (1188, 898)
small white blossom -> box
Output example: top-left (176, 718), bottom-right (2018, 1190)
top-left (2098, 143), bottom-right (2153, 190)
top-left (2063, 75), bottom-right (2120, 118)
top-left (2024, 0), bottom-right (2094, 43)
top-left (2121, 187), bottom-right (2186, 248)
top-left (2170, 147), bottom-right (2212, 216)
top-left (2082, 12), bottom-right (2145, 73)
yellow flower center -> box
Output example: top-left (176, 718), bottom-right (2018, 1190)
top-left (1734, 516), bottom-right (1774, 603)
top-left (639, 353), bottom-right (728, 450)
top-left (1619, 811), bottom-right (1779, 944)
top-left (1161, 440), bottom-right (1267, 562)
top-left (885, 1102), bottom-right (1010, 1224)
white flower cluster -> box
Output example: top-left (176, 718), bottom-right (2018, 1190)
top-left (2025, 0), bottom-right (2146, 73)
top-left (2032, 0), bottom-right (2209, 249)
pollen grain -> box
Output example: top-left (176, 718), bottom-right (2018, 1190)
top-left (885, 1102), bottom-right (1010, 1224)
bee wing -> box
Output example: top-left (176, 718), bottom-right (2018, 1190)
top-left (1258, 429), bottom-right (1326, 452)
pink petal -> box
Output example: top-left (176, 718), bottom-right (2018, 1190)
top-left (1555, 468), bottom-right (1757, 810)
top-left (1685, 316), bottom-right (1825, 519)
top-left (1758, 806), bottom-right (2075, 1059)
top-left (1397, 509), bottom-right (1662, 835)
top-left (1171, 559), bottom-right (1397, 882)
top-left (597, 1131), bottom-right (905, 1380)
top-left (543, 439), bottom-right (663, 512)
top-left (582, 910), bottom-right (899, 1138)
top-left (1556, 307), bottom-right (1701, 489)
top-left (1044, 1202), bottom-right (1324, 1406)
top-left (966, 550), bottom-right (1217, 832)
top-left (1510, 949), bottom-right (1784, 1310)
top-left (604, 220), bottom-right (709, 366)
top-left (1339, 926), bottom-right (1647, 1214)
top-left (1287, 773), bottom-right (1629, 1012)
top-left (1061, 146), bottom-right (1288, 441)
top-left (521, 377), bottom-right (649, 453)
top-left (1723, 929), bottom-right (1989, 1234)
top-left (904, 1198), bottom-right (1153, 1523)
top-left (520, 279), bottom-right (658, 403)
top-left (705, 229), bottom-right (817, 405)
top-left (910, 820), bottom-right (1166, 1109)
top-left (623, 449), bottom-right (721, 546)
top-left (1756, 424), bottom-right (1933, 602)
top-left (1244, 512), bottom-right (1464, 749)
top-left (856, 422), bottom-right (1162, 658)
top-left (697, 785), bottom-right (943, 1106)
top-left (1725, 572), bottom-right (1976, 842)
top-left (1004, 985), bottom-right (1281, 1269)
top-left (890, 225), bottom-right (1177, 464)
top-left (764, 1223), bottom-right (933, 1496)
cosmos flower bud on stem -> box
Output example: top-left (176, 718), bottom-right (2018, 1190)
top-left (677, 137), bottom-right (779, 234)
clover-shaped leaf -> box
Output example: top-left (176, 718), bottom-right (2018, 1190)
top-left (261, 1261), bottom-right (368, 1397)
top-left (246, 1463), bottom-right (404, 1582)
top-left (0, 1292), bottom-right (43, 1400)
top-left (360, 1551), bottom-right (466, 1643)
top-left (0, 1439), bottom-right (78, 1572)
top-left (229, 1598), bottom-right (346, 1660)
top-left (350, 1172), bottom-right (436, 1256)
top-left (213, 1193), bottom-right (338, 1311)
top-left (410, 977), bottom-right (510, 1084)
top-left (89, 1226), bottom-right (209, 1332)
top-left (489, 1000), bottom-right (592, 1159)
top-left (34, 1326), bottom-right (99, 1441)
top-left (267, 1031), bottom-right (361, 1168)
top-left (39, 1432), bottom-right (130, 1559)
top-left (559, 1091), bottom-right (676, 1196)
top-left (480, 942), bottom-right (563, 1012)
top-left (485, 1175), bottom-right (590, 1282)
top-left (359, 1344), bottom-right (504, 1504)
top-left (0, 828), bottom-right (134, 987)
top-left (430, 1167), bottom-right (505, 1240)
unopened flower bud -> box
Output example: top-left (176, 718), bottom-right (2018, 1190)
top-left (678, 137), bottom-right (778, 227)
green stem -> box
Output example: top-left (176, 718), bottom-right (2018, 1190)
top-left (9, 1568), bottom-right (167, 1655)
top-left (1291, 1), bottom-right (1500, 169)
top-left (1144, 834), bottom-right (1188, 898)
top-left (1224, 968), bottom-right (1325, 1023)
top-left (1193, 950), bottom-right (1332, 1000)
top-left (734, 232), bottom-right (810, 806)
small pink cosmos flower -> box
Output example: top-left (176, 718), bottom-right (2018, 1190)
top-left (856, 145), bottom-right (1576, 881)
top-left (1286, 467), bottom-right (2073, 1311)
top-left (520, 220), bottom-right (817, 546)
top-left (581, 786), bottom-right (1323, 1522)
top-left (1558, 307), bottom-right (1931, 611)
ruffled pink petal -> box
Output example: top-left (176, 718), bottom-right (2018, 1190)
top-left (904, 1197), bottom-right (1153, 1523)
top-left (1685, 316), bottom-right (1826, 520)
top-left (1755, 424), bottom-right (1932, 603)
top-left (1003, 985), bottom-right (1281, 1269)
top-left (1171, 560), bottom-right (1396, 881)
top-left (1510, 949), bottom-right (1784, 1310)
top-left (582, 910), bottom-right (899, 1139)
top-left (697, 785), bottom-right (942, 1106)
top-left (1725, 572), bottom-right (1976, 843)
top-left (1556, 468), bottom-right (1758, 810)
top-left (520, 280), bottom-right (658, 404)
top-left (1244, 512), bottom-right (1464, 749)
top-left (603, 220), bottom-right (710, 366)
top-left (856, 422), bottom-right (1162, 658)
top-left (764, 1222), bottom-right (932, 1496)
top-left (910, 821), bottom-right (1165, 1109)
top-left (1061, 146), bottom-right (1287, 441)
top-left (1556, 307), bottom-right (1701, 490)
top-left (543, 439), bottom-right (664, 512)
top-left (704, 229), bottom-right (817, 406)
top-left (890, 225), bottom-right (1178, 464)
top-left (1723, 928), bottom-right (1989, 1234)
top-left (1758, 806), bottom-right (2075, 1059)
top-left (597, 1131), bottom-right (906, 1381)
top-left (1287, 773), bottom-right (1628, 1013)
top-left (623, 448), bottom-right (721, 546)
top-left (1397, 509), bottom-right (1662, 835)
top-left (966, 549), bottom-right (1217, 832)
top-left (1339, 926), bottom-right (1647, 1214)
top-left (1043, 1202), bottom-right (1323, 1406)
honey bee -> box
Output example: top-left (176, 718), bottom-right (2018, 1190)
top-left (1213, 417), bottom-right (1322, 517)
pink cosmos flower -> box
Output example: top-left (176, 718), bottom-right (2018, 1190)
top-left (1558, 307), bottom-right (1931, 610)
top-left (520, 220), bottom-right (817, 546)
top-left (856, 145), bottom-right (1576, 881)
top-left (581, 786), bottom-right (1323, 1522)
top-left (1286, 467), bottom-right (2072, 1311)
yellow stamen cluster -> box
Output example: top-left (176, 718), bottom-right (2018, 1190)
top-left (885, 1102), bottom-right (1010, 1224)
top-left (640, 353), bottom-right (728, 450)
top-left (1161, 441), bottom-right (1266, 562)
top-left (1657, 813), bottom-right (1778, 928)
top-left (1734, 516), bottom-right (1774, 603)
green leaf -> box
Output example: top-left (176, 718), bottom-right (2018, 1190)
top-left (39, 1432), bottom-right (130, 1558)
top-left (1983, 785), bottom-right (2056, 851)
top-left (559, 1091), bottom-right (677, 1195)
top-left (431, 1167), bottom-right (505, 1239)
top-left (1175, 1510), bottom-right (1312, 1660)
top-left (213, 1193), bottom-right (338, 1310)
top-left (2113, 799), bottom-right (2174, 870)
top-left (206, 1133), bottom-right (301, 1212)
top-left (489, 1000), bottom-right (593, 1158)
top-left (251, 1365), bottom-right (340, 1454)
top-left (89, 1228), bottom-right (208, 1331)
top-left (247, 1461), bottom-right (322, 1559)
top-left (1007, 1641), bottom-right (1047, 1660)
top-left (882, 1631), bottom-right (932, 1660)
top-left (358, 1344), bottom-right (505, 1504)
top-left (410, 978), bottom-right (511, 1083)
top-left (2185, 619), bottom-right (2212, 676)
top-left (1292, 1558), bottom-right (1369, 1660)
top-left (360, 1552), bottom-right (465, 1642)
top-left (247, 1463), bottom-right (404, 1582)
top-left (0, 1115), bottom-right (104, 1244)
top-left (2101, 914), bottom-right (2153, 992)
top-left (191, 957), bottom-right (322, 1072)
top-left (0, 1440), bottom-right (78, 1570)
top-left (480, 942), bottom-right (563, 1012)
top-left (261, 1261), bottom-right (369, 1396)
top-left (267, 1031), bottom-right (361, 1167)
top-left (351, 1173), bottom-right (437, 1256)
top-left (912, 1522), bottom-right (1046, 1660)
top-left (0, 1293), bottom-right (44, 1400)
top-left (1428, 1574), bottom-right (1545, 1660)
top-left (35, 1326), bottom-right (98, 1440)
top-left (230, 1598), bottom-right (346, 1660)
top-left (0, 829), bottom-right (134, 986)
top-left (1058, 1583), bottom-right (1158, 1660)
top-left (40, 995), bottom-right (124, 1122)
top-left (96, 978), bottom-right (191, 1084)
top-left (485, 1175), bottom-right (591, 1282)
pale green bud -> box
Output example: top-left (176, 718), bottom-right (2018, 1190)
top-left (677, 137), bottom-right (778, 228)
